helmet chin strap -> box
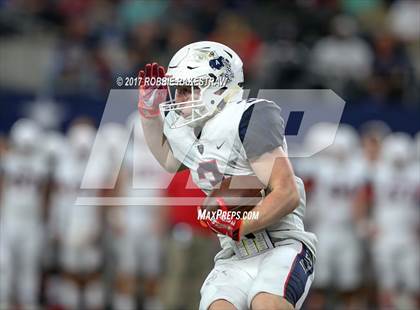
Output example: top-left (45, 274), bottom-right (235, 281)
top-left (215, 85), bottom-right (243, 112)
top-left (224, 85), bottom-right (244, 102)
top-left (189, 85), bottom-right (244, 127)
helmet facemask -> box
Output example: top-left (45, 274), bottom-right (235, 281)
top-left (160, 82), bottom-right (242, 129)
top-left (160, 83), bottom-right (209, 128)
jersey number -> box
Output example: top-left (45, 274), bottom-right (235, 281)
top-left (197, 160), bottom-right (224, 187)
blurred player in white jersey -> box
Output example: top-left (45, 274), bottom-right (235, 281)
top-left (415, 131), bottom-right (420, 167)
top-left (138, 41), bottom-right (317, 310)
top-left (38, 129), bottom-right (68, 305)
top-left (356, 121), bottom-right (391, 225)
top-left (353, 121), bottom-right (391, 307)
top-left (48, 120), bottom-right (105, 309)
top-left (358, 121), bottom-right (391, 178)
top-left (106, 118), bottom-right (167, 310)
top-left (370, 133), bottom-right (420, 309)
top-left (307, 125), bottom-right (365, 309)
top-left (294, 122), bottom-right (337, 231)
top-left (0, 119), bottom-right (48, 308)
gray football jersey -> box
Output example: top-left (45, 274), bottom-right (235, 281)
top-left (163, 98), bottom-right (317, 259)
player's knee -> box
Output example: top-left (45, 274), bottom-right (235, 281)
top-left (251, 292), bottom-right (293, 310)
top-left (208, 299), bottom-right (237, 310)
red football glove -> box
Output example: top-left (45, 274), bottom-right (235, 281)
top-left (203, 198), bottom-right (243, 241)
top-left (138, 63), bottom-right (167, 119)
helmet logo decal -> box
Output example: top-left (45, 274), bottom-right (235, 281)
top-left (209, 56), bottom-right (225, 70)
top-left (209, 56), bottom-right (234, 84)
top-left (222, 58), bottom-right (234, 84)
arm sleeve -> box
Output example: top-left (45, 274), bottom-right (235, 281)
top-left (238, 100), bottom-right (285, 159)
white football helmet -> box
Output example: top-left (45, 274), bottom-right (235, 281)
top-left (304, 122), bottom-right (337, 157)
top-left (10, 118), bottom-right (41, 153)
top-left (100, 122), bottom-right (127, 155)
top-left (329, 124), bottom-right (359, 161)
top-left (160, 41), bottom-right (244, 128)
top-left (43, 131), bottom-right (68, 162)
top-left (381, 132), bottom-right (413, 166)
top-left (68, 123), bottom-right (96, 159)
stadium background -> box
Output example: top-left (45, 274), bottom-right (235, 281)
top-left (0, 0), bottom-right (419, 309)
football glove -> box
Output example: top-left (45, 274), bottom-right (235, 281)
top-left (203, 198), bottom-right (243, 241)
top-left (138, 62), bottom-right (167, 119)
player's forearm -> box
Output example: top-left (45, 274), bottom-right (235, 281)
top-left (241, 184), bottom-right (300, 236)
top-left (140, 116), bottom-right (182, 173)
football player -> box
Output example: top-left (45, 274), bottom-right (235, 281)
top-left (293, 122), bottom-right (338, 231)
top-left (358, 121), bottom-right (391, 181)
top-left (0, 119), bottom-right (48, 308)
top-left (48, 120), bottom-right (105, 309)
top-left (138, 41), bottom-right (317, 310)
top-left (353, 121), bottom-right (391, 307)
top-left (370, 133), bottom-right (420, 309)
top-left (103, 120), bottom-right (165, 310)
top-left (305, 125), bottom-right (366, 309)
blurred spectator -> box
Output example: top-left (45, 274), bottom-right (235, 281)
top-left (118, 0), bottom-right (167, 30)
top-left (51, 15), bottom-right (114, 95)
top-left (311, 15), bottom-right (373, 98)
top-left (388, 0), bottom-right (420, 43)
top-left (1, 0), bottom-right (418, 106)
top-left (166, 20), bottom-right (199, 54)
top-left (368, 31), bottom-right (416, 105)
top-left (209, 12), bottom-right (262, 77)
top-left (254, 13), bottom-right (311, 89)
top-left (190, 1), bottom-right (223, 36)
top-left (123, 19), bottom-right (166, 79)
